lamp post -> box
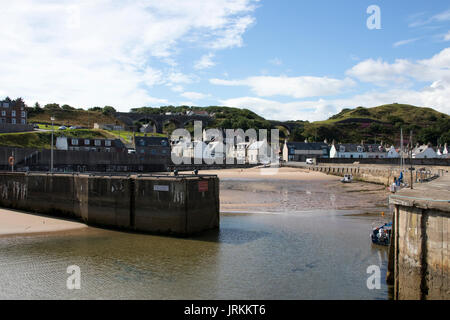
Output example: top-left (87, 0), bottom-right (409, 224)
top-left (51, 116), bottom-right (55, 172)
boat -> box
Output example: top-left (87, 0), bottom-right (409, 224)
top-left (371, 222), bottom-right (392, 246)
top-left (340, 174), bottom-right (353, 183)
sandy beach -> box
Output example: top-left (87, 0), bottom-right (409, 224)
top-left (0, 208), bottom-right (87, 237)
top-left (200, 167), bottom-right (389, 214)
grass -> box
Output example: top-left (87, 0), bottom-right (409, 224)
top-left (0, 129), bottom-right (113, 149)
top-left (29, 109), bottom-right (119, 127)
top-left (109, 130), bottom-right (166, 143)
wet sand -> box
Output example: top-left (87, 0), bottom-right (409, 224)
top-left (0, 208), bottom-right (87, 237)
top-left (200, 167), bottom-right (390, 215)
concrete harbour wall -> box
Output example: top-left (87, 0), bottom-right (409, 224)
top-left (0, 172), bottom-right (220, 236)
top-left (306, 165), bottom-right (403, 186)
top-left (389, 175), bottom-right (450, 299)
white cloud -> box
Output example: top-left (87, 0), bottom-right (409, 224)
top-left (180, 91), bottom-right (210, 100)
top-left (409, 9), bottom-right (450, 27)
top-left (221, 79), bottom-right (450, 121)
top-left (0, 0), bottom-right (258, 110)
top-left (194, 53), bottom-right (215, 70)
top-left (393, 38), bottom-right (420, 47)
top-left (210, 75), bottom-right (355, 99)
top-left (346, 48), bottom-right (450, 86)
top-left (444, 31), bottom-right (450, 41)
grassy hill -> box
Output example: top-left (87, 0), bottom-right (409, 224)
top-left (297, 104), bottom-right (450, 146)
top-left (28, 106), bottom-right (120, 127)
top-left (24, 102), bottom-right (450, 146)
top-left (0, 129), bottom-right (115, 149)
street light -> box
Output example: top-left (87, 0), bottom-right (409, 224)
top-left (51, 116), bottom-right (55, 172)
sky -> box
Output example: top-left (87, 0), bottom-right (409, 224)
top-left (1, 0), bottom-right (450, 121)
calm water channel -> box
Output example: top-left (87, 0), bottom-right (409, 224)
top-left (0, 177), bottom-right (391, 299)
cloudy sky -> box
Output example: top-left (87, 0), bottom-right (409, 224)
top-left (1, 0), bottom-right (450, 121)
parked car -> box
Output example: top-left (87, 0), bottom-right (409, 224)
top-left (128, 149), bottom-right (136, 154)
top-left (58, 126), bottom-right (67, 130)
top-left (306, 158), bottom-right (314, 165)
top-left (33, 124), bottom-right (39, 129)
top-left (69, 126), bottom-right (81, 129)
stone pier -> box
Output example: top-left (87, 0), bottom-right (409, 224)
top-left (388, 174), bottom-right (450, 300)
top-left (0, 172), bottom-right (220, 236)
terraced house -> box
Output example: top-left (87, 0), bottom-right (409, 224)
top-left (0, 97), bottom-right (27, 125)
top-left (55, 136), bottom-right (126, 152)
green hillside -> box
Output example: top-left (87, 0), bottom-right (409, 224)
top-left (296, 104), bottom-right (450, 146)
top-left (23, 100), bottom-right (450, 146)
top-left (0, 129), bottom-right (114, 149)
top-left (27, 103), bottom-right (121, 127)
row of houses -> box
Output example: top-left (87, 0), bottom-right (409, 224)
top-left (283, 141), bottom-right (449, 161)
top-left (329, 143), bottom-right (449, 159)
top-left (52, 133), bottom-right (450, 165)
top-left (171, 139), bottom-right (275, 164)
top-left (55, 136), bottom-right (171, 157)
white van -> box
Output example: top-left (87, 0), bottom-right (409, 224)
top-left (306, 158), bottom-right (314, 165)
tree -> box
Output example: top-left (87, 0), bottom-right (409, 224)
top-left (44, 103), bottom-right (61, 111)
top-left (61, 104), bottom-right (75, 111)
top-left (102, 106), bottom-right (116, 116)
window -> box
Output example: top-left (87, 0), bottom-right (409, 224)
top-left (84, 139), bottom-right (90, 145)
top-left (72, 139), bottom-right (78, 145)
top-left (339, 146), bottom-right (345, 153)
top-left (357, 146), bottom-right (363, 153)
top-left (106, 148), bottom-right (110, 152)
top-left (2, 102), bottom-right (9, 108)
top-left (11, 110), bottom-right (15, 117)
top-left (11, 118), bottom-right (16, 124)
top-left (140, 149), bottom-right (144, 154)
top-left (21, 111), bottom-right (26, 118)
top-left (105, 140), bottom-right (111, 147)
top-left (21, 119), bottom-right (26, 124)
top-left (139, 140), bottom-right (145, 146)
top-left (95, 140), bottom-right (101, 146)
top-left (1, 111), bottom-right (5, 116)
top-left (91, 148), bottom-right (97, 152)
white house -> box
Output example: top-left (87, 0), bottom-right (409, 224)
top-left (412, 144), bottom-right (438, 159)
top-left (330, 143), bottom-right (387, 159)
top-left (436, 143), bottom-right (448, 158)
top-left (204, 141), bottom-right (226, 162)
top-left (171, 139), bottom-right (210, 162)
top-left (234, 142), bottom-right (250, 163)
top-left (247, 140), bottom-right (273, 164)
top-left (386, 145), bottom-right (400, 158)
top-left (330, 143), bottom-right (366, 159)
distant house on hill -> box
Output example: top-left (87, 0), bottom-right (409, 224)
top-left (283, 141), bottom-right (329, 162)
top-left (412, 144), bottom-right (438, 159)
top-left (56, 137), bottom-right (126, 152)
top-left (186, 110), bottom-right (209, 117)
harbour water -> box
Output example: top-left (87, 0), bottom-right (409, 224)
top-left (0, 170), bottom-right (392, 299)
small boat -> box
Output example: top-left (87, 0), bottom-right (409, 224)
top-left (371, 222), bottom-right (392, 246)
top-left (340, 174), bottom-right (353, 183)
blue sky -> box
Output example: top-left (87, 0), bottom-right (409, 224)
top-left (1, 0), bottom-right (450, 121)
